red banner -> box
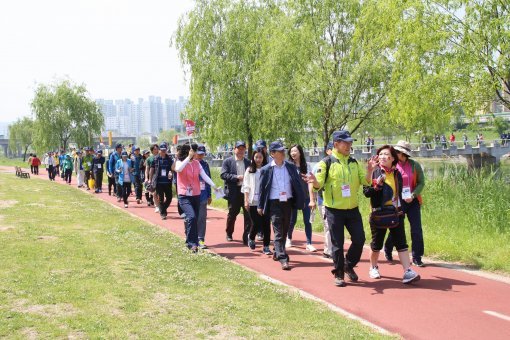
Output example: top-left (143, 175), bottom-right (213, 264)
top-left (184, 119), bottom-right (196, 136)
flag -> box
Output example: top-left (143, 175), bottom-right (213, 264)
top-left (184, 120), bottom-right (196, 136)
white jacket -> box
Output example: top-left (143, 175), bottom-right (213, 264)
top-left (241, 168), bottom-right (262, 206)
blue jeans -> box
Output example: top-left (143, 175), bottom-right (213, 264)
top-left (178, 195), bottom-right (200, 248)
top-left (385, 198), bottom-right (424, 260)
top-left (288, 197), bottom-right (312, 244)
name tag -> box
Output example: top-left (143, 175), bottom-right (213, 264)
top-left (200, 181), bottom-right (206, 190)
top-left (97, 164), bottom-right (102, 169)
top-left (87, 162), bottom-right (92, 166)
top-left (341, 184), bottom-right (351, 197)
top-left (186, 186), bottom-right (193, 196)
top-left (253, 193), bottom-right (259, 202)
top-left (161, 169), bottom-right (167, 177)
top-left (402, 186), bottom-right (412, 200)
top-left (279, 192), bottom-right (288, 202)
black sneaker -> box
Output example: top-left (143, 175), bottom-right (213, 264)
top-left (248, 239), bottom-right (256, 250)
top-left (344, 264), bottom-right (359, 282)
top-left (334, 274), bottom-right (346, 287)
top-left (413, 259), bottom-right (426, 267)
top-left (281, 262), bottom-right (290, 270)
top-left (385, 251), bottom-right (394, 262)
top-left (323, 253), bottom-right (332, 259)
top-left (226, 235), bottom-right (233, 242)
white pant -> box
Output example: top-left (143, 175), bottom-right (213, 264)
top-left (77, 170), bottom-right (85, 187)
top-left (321, 204), bottom-right (333, 256)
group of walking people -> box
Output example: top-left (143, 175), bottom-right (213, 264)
top-left (40, 129), bottom-right (425, 287)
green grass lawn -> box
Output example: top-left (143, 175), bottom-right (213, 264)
top-left (0, 155), bottom-right (29, 168)
top-left (0, 173), bottom-right (390, 339)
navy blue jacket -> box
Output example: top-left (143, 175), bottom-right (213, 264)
top-left (220, 156), bottom-right (250, 200)
top-left (257, 161), bottom-right (305, 215)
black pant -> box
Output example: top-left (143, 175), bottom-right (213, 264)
top-left (64, 169), bottom-right (72, 183)
top-left (248, 206), bottom-right (271, 247)
top-left (134, 175), bottom-right (143, 200)
top-left (325, 207), bottom-right (366, 276)
top-left (122, 182), bottom-right (131, 204)
top-left (95, 171), bottom-right (103, 191)
top-left (108, 175), bottom-right (116, 195)
top-left (33, 166), bottom-right (39, 175)
top-left (48, 165), bottom-right (55, 180)
top-left (371, 216), bottom-right (408, 251)
top-left (269, 200), bottom-right (292, 263)
top-left (226, 186), bottom-right (251, 244)
top-left (84, 170), bottom-right (92, 188)
top-left (156, 183), bottom-right (172, 217)
top-left (30, 165), bottom-right (34, 174)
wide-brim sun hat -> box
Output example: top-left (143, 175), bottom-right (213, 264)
top-left (394, 140), bottom-right (412, 157)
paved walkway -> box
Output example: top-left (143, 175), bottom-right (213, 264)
top-left (9, 167), bottom-right (510, 340)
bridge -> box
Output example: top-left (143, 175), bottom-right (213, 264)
top-left (204, 140), bottom-right (510, 168)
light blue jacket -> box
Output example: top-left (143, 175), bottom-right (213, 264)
top-left (115, 159), bottom-right (134, 185)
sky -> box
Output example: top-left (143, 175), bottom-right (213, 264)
top-left (0, 0), bottom-right (194, 123)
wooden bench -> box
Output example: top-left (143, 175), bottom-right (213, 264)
top-left (15, 166), bottom-right (30, 179)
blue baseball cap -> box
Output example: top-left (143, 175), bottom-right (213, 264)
top-left (197, 145), bottom-right (206, 154)
top-left (269, 141), bottom-right (285, 152)
top-left (255, 139), bottom-right (267, 148)
top-left (115, 143), bottom-right (123, 149)
top-left (121, 151), bottom-right (128, 157)
top-left (235, 141), bottom-right (246, 148)
top-left (159, 143), bottom-right (167, 151)
top-left (332, 130), bottom-right (356, 143)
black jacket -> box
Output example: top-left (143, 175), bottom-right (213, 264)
top-left (363, 167), bottom-right (403, 209)
top-left (220, 156), bottom-right (250, 199)
top-left (257, 161), bottom-right (305, 215)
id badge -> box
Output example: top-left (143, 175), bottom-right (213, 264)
top-left (200, 181), bottom-right (206, 190)
top-left (279, 192), bottom-right (288, 202)
top-left (161, 169), bottom-right (167, 177)
top-left (186, 186), bottom-right (193, 196)
top-left (402, 186), bottom-right (412, 200)
top-left (341, 184), bottom-right (351, 197)
top-left (87, 162), bottom-right (92, 167)
top-left (97, 164), bottom-right (102, 169)
top-left (253, 193), bottom-right (260, 202)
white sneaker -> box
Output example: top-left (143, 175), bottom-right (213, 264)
top-left (369, 266), bottom-right (381, 279)
top-left (285, 238), bottom-right (292, 248)
top-left (403, 268), bottom-right (420, 284)
top-left (154, 207), bottom-right (160, 213)
top-left (306, 244), bottom-right (317, 252)
top-left (124, 204), bottom-right (128, 208)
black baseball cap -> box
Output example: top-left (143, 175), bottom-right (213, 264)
top-left (115, 143), bottom-right (123, 149)
top-left (255, 139), bottom-right (267, 148)
top-left (159, 143), bottom-right (168, 151)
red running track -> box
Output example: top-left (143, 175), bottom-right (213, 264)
top-left (11, 167), bottom-right (510, 340)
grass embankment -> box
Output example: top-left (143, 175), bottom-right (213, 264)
top-left (0, 156), bottom-right (28, 168)
top-left (211, 165), bottom-right (510, 273)
top-left (0, 173), bottom-right (389, 339)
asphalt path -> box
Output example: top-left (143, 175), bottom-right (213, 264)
top-left (9, 167), bottom-right (510, 340)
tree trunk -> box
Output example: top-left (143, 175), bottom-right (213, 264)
top-left (23, 145), bottom-right (29, 162)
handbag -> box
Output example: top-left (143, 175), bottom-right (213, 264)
top-left (369, 206), bottom-right (401, 229)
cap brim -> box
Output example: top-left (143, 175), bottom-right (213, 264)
top-left (197, 151), bottom-right (205, 154)
top-left (270, 147), bottom-right (285, 152)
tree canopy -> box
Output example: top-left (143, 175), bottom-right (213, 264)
top-left (8, 117), bottom-right (35, 161)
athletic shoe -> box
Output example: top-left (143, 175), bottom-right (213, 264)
top-left (262, 246), bottom-right (272, 255)
top-left (323, 253), bottom-right (332, 259)
top-left (306, 244), bottom-right (317, 252)
top-left (248, 239), bottom-right (256, 250)
top-left (199, 240), bottom-right (208, 249)
top-left (226, 235), bottom-right (233, 242)
top-left (413, 259), bottom-right (426, 267)
top-left (385, 251), bottom-right (394, 262)
top-left (344, 264), bottom-right (359, 282)
top-left (124, 204), bottom-right (128, 208)
top-left (334, 275), bottom-right (346, 287)
top-left (154, 207), bottom-right (160, 213)
top-left (281, 262), bottom-right (290, 270)
top-left (117, 197), bottom-right (122, 202)
top-left (191, 245), bottom-right (198, 253)
top-left (285, 238), bottom-right (292, 248)
top-left (403, 268), bottom-right (421, 284)
top-left (136, 199), bottom-right (141, 204)
top-left (161, 215), bottom-right (167, 220)
top-left (369, 266), bottom-right (381, 279)
top-left (256, 233), bottom-right (263, 241)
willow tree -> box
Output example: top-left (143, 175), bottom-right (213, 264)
top-left (175, 0), bottom-right (271, 154)
top-left (284, 0), bottom-right (392, 148)
top-left (8, 117), bottom-right (34, 161)
top-left (31, 79), bottom-right (103, 151)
